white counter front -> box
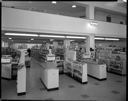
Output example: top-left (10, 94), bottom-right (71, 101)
top-left (65, 60), bottom-right (88, 84)
top-left (40, 62), bottom-right (59, 90)
top-left (87, 63), bottom-right (107, 80)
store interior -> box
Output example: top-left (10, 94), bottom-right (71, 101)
top-left (1, 30), bottom-right (126, 100)
top-left (1, 1), bottom-right (126, 100)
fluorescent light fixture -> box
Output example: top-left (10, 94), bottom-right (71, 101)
top-left (5, 33), bottom-right (38, 37)
top-left (9, 38), bottom-right (12, 40)
top-left (90, 22), bottom-right (98, 26)
top-left (95, 37), bottom-right (105, 40)
top-left (105, 38), bottom-right (119, 41)
top-left (52, 1), bottom-right (57, 4)
top-left (66, 36), bottom-right (86, 39)
top-left (72, 5), bottom-right (76, 8)
top-left (39, 35), bottom-right (65, 38)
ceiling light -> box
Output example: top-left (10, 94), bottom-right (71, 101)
top-left (95, 37), bottom-right (105, 40)
top-left (105, 38), bottom-right (119, 41)
top-left (72, 5), bottom-right (76, 8)
top-left (9, 38), bottom-right (12, 40)
top-left (39, 35), bottom-right (65, 38)
top-left (66, 36), bottom-right (86, 39)
top-left (5, 33), bottom-right (38, 37)
top-left (52, 1), bottom-right (57, 4)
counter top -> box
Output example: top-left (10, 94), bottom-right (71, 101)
top-left (40, 62), bottom-right (57, 70)
top-left (84, 61), bottom-right (105, 65)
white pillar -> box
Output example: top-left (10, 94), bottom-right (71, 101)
top-left (17, 50), bottom-right (26, 95)
top-left (89, 34), bottom-right (95, 49)
top-left (86, 34), bottom-right (95, 58)
top-left (86, 5), bottom-right (95, 20)
top-left (64, 39), bottom-right (70, 61)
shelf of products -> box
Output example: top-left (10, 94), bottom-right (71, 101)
top-left (65, 60), bottom-right (87, 83)
top-left (95, 46), bottom-right (126, 75)
top-left (2, 49), bottom-right (20, 79)
top-left (1, 55), bottom-right (12, 79)
top-left (56, 60), bottom-right (64, 74)
top-left (55, 48), bottom-right (65, 60)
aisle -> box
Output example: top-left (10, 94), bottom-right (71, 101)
top-left (26, 58), bottom-right (42, 92)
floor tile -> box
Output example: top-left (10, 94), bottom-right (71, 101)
top-left (80, 94), bottom-right (90, 99)
top-left (1, 58), bottom-right (126, 101)
top-left (94, 82), bottom-right (100, 85)
top-left (68, 85), bottom-right (75, 88)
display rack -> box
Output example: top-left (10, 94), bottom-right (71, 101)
top-left (56, 60), bottom-right (64, 74)
top-left (95, 46), bottom-right (126, 75)
top-left (65, 60), bottom-right (88, 84)
top-left (1, 55), bottom-right (12, 79)
top-left (108, 53), bottom-right (126, 75)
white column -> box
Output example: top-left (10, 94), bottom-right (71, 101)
top-left (17, 50), bottom-right (26, 95)
top-left (64, 39), bottom-right (70, 61)
top-left (89, 34), bottom-right (95, 49)
top-left (86, 5), bottom-right (95, 20)
top-left (86, 34), bottom-right (95, 57)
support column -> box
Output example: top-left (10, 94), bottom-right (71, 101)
top-left (86, 34), bottom-right (95, 58)
top-left (64, 39), bottom-right (70, 61)
top-left (86, 5), bottom-right (95, 20)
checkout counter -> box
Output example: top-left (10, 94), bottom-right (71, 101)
top-left (1, 55), bottom-right (12, 79)
top-left (40, 62), bottom-right (59, 91)
top-left (65, 59), bottom-right (88, 84)
top-left (83, 59), bottom-right (107, 80)
top-left (39, 50), bottom-right (59, 91)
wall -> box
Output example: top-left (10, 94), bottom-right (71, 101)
top-left (2, 7), bottom-right (126, 38)
top-left (95, 10), bottom-right (126, 24)
top-left (95, 40), bottom-right (126, 48)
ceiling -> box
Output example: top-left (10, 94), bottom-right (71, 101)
top-left (2, 1), bottom-right (86, 18)
top-left (2, 1), bottom-right (126, 18)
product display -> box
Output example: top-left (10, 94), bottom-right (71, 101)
top-left (65, 60), bottom-right (88, 83)
top-left (40, 62), bottom-right (59, 90)
top-left (87, 62), bottom-right (107, 80)
top-left (1, 55), bottom-right (12, 79)
top-left (108, 53), bottom-right (126, 75)
top-left (95, 46), bottom-right (126, 75)
top-left (56, 60), bottom-right (64, 74)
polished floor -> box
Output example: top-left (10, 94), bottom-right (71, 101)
top-left (1, 58), bottom-right (126, 101)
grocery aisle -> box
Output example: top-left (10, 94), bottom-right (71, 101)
top-left (1, 57), bottom-right (126, 101)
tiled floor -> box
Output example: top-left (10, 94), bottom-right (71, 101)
top-left (1, 58), bottom-right (126, 101)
